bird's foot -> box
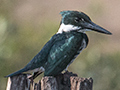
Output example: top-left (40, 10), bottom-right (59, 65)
top-left (27, 75), bottom-right (34, 85)
top-left (64, 70), bottom-right (78, 76)
top-left (27, 71), bottom-right (43, 85)
top-left (64, 70), bottom-right (69, 74)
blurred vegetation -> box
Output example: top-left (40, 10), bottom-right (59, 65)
top-left (0, 0), bottom-right (120, 90)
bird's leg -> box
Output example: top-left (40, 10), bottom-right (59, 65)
top-left (28, 71), bottom-right (42, 80)
top-left (32, 71), bottom-right (42, 79)
top-left (27, 74), bottom-right (34, 85)
top-left (64, 66), bottom-right (69, 73)
top-left (27, 71), bottom-right (42, 85)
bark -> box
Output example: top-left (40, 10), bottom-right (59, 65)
top-left (6, 72), bottom-right (93, 90)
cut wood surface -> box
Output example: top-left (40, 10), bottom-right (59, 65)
top-left (6, 72), bottom-right (93, 90)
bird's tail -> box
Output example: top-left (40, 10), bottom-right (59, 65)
top-left (5, 68), bottom-right (27, 77)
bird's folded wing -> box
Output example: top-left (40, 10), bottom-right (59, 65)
top-left (44, 34), bottom-right (83, 76)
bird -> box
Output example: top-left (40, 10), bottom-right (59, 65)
top-left (5, 10), bottom-right (112, 79)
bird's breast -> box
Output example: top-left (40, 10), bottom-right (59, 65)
top-left (44, 32), bottom-right (88, 76)
top-left (67, 38), bottom-right (87, 67)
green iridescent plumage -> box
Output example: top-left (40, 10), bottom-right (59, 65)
top-left (44, 31), bottom-right (88, 76)
top-left (5, 10), bottom-right (112, 78)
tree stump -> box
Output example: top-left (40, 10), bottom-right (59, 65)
top-left (6, 72), bottom-right (93, 90)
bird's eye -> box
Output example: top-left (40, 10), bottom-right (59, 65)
top-left (81, 18), bottom-right (85, 22)
top-left (74, 18), bottom-right (85, 23)
top-left (74, 18), bottom-right (80, 23)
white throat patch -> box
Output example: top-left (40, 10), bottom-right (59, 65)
top-left (57, 23), bottom-right (81, 34)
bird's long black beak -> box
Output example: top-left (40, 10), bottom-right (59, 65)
top-left (84, 21), bottom-right (112, 35)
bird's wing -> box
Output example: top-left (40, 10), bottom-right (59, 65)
top-left (24, 34), bottom-right (66, 70)
top-left (5, 34), bottom-right (60, 77)
top-left (44, 33), bottom-right (84, 76)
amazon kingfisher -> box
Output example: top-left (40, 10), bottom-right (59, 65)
top-left (6, 10), bottom-right (112, 79)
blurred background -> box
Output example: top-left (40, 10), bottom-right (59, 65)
top-left (0, 0), bottom-right (120, 90)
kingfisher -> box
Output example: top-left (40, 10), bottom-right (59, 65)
top-left (6, 11), bottom-right (112, 79)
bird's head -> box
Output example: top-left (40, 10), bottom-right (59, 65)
top-left (57, 10), bottom-right (112, 35)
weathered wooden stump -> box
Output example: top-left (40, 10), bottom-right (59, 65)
top-left (6, 72), bottom-right (93, 90)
